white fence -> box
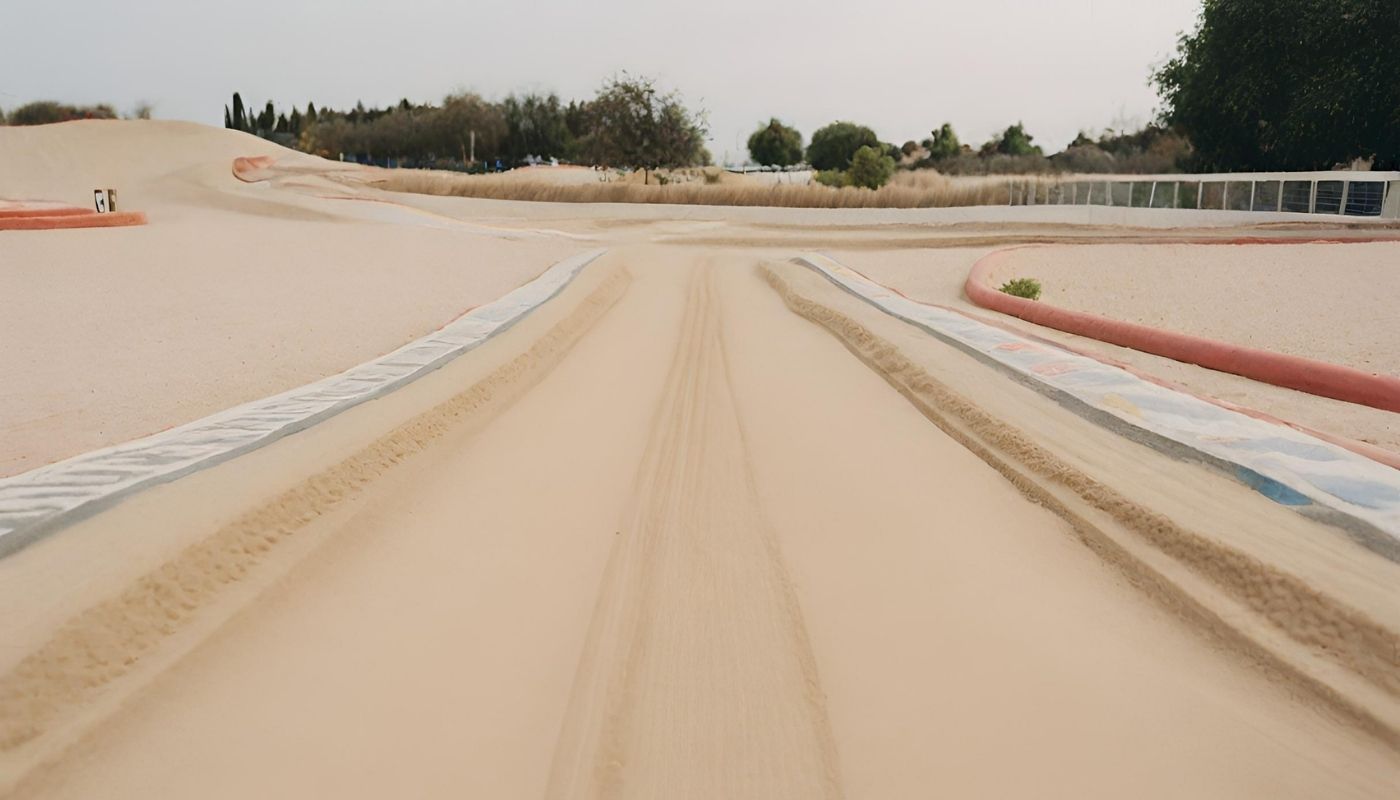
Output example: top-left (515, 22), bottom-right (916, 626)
top-left (1011, 171), bottom-right (1400, 219)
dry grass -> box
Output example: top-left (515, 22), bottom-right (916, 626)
top-left (361, 166), bottom-right (1048, 209)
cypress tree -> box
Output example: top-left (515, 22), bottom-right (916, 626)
top-left (231, 92), bottom-right (246, 131)
top-left (224, 105), bottom-right (232, 129)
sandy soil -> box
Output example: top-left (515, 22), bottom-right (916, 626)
top-left (0, 121), bottom-right (579, 476)
top-left (832, 246), bottom-right (1400, 452)
top-left (6, 251), bottom-right (1396, 798)
top-left (2, 122), bottom-right (1398, 796)
top-left (987, 242), bottom-right (1400, 375)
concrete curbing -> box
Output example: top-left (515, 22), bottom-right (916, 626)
top-left (0, 249), bottom-right (607, 558)
top-left (797, 252), bottom-right (1400, 555)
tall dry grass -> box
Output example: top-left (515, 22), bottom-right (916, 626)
top-left (364, 167), bottom-right (1047, 209)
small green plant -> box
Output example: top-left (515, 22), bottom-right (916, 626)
top-left (813, 169), bottom-right (850, 188)
top-left (998, 277), bottom-right (1042, 300)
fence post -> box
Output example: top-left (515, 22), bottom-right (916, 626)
top-left (1339, 181), bottom-right (1351, 215)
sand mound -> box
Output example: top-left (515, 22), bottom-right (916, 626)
top-left (0, 121), bottom-right (582, 477)
top-left (0, 120), bottom-right (305, 208)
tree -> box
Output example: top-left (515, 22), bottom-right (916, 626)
top-left (438, 92), bottom-right (506, 164)
top-left (983, 123), bottom-right (1042, 157)
top-left (847, 145), bottom-right (895, 189)
top-left (922, 123), bottom-right (961, 161)
top-left (502, 93), bottom-right (575, 162)
top-left (582, 73), bottom-right (709, 180)
top-left (806, 121), bottom-right (880, 170)
top-left (747, 118), bottom-right (804, 167)
top-left (1154, 0), bottom-right (1400, 170)
top-left (231, 93), bottom-right (247, 131)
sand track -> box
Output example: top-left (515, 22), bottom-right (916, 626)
top-left (4, 247), bottom-right (1398, 797)
top-left (546, 264), bottom-right (842, 799)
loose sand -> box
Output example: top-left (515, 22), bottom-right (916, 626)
top-left (986, 242), bottom-right (1400, 375)
top-left (2, 122), bottom-right (1397, 796)
top-left (832, 246), bottom-right (1400, 452)
top-left (0, 121), bottom-right (579, 476)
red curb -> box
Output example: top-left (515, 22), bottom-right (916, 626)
top-left (0, 211), bottom-right (148, 230)
top-left (0, 206), bottom-right (94, 219)
top-left (965, 244), bottom-right (1400, 413)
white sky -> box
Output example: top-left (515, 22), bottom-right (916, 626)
top-left (2, 0), bottom-right (1201, 163)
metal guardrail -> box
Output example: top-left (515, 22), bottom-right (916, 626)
top-left (1011, 171), bottom-right (1400, 219)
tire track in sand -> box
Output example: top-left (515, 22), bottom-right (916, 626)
top-left (545, 262), bottom-right (844, 800)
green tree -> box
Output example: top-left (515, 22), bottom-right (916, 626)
top-left (747, 118), bottom-right (804, 167)
top-left (922, 123), bottom-right (961, 160)
top-left (231, 93), bottom-right (247, 131)
top-left (581, 73), bottom-right (709, 180)
top-left (847, 145), bottom-right (896, 189)
top-left (806, 121), bottom-right (880, 170)
top-left (982, 123), bottom-right (1042, 157)
top-left (1154, 0), bottom-right (1400, 170)
top-left (502, 92), bottom-right (575, 162)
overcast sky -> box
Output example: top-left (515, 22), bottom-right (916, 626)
top-left (3, 0), bottom-right (1201, 162)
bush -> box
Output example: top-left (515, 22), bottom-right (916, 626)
top-left (998, 278), bottom-right (1042, 300)
top-left (807, 121), bottom-right (881, 170)
top-left (922, 123), bottom-right (962, 161)
top-left (847, 145), bottom-right (895, 189)
top-left (981, 123), bottom-right (1043, 157)
top-left (747, 118), bottom-right (804, 167)
top-left (6, 101), bottom-right (117, 126)
top-left (813, 169), bottom-right (850, 188)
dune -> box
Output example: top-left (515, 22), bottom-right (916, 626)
top-left (1, 121), bottom-right (1397, 797)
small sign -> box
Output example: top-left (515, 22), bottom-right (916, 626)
top-left (93, 189), bottom-right (109, 213)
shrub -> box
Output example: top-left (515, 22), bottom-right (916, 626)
top-left (813, 169), bottom-right (850, 188)
top-left (747, 118), bottom-right (804, 167)
top-left (922, 123), bottom-right (962, 161)
top-left (7, 101), bottom-right (117, 125)
top-left (807, 121), bottom-right (881, 170)
top-left (998, 278), bottom-right (1042, 300)
top-left (847, 145), bottom-right (895, 189)
top-left (982, 123), bottom-right (1043, 157)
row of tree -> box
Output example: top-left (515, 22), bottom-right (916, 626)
top-left (225, 74), bottom-right (710, 174)
top-left (747, 116), bottom-right (1190, 180)
top-left (745, 0), bottom-right (1398, 178)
